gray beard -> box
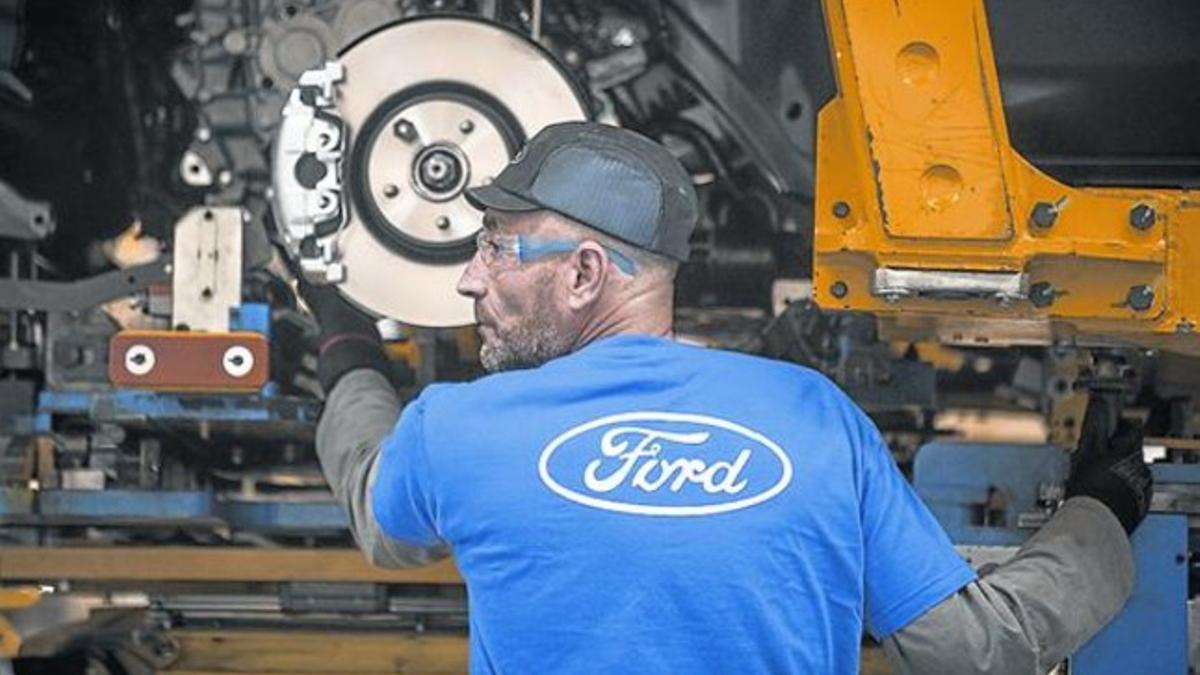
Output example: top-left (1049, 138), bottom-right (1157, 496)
top-left (478, 286), bottom-right (574, 373)
top-left (479, 315), bottom-right (574, 372)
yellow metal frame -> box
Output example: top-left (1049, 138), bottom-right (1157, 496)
top-left (813, 0), bottom-right (1199, 354)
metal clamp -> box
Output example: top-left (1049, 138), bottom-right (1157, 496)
top-left (272, 62), bottom-right (349, 284)
top-left (872, 268), bottom-right (1029, 304)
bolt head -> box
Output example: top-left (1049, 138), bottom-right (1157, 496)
top-left (383, 184), bottom-right (399, 198)
top-left (830, 281), bottom-right (848, 298)
top-left (1130, 203), bottom-right (1156, 230)
top-left (832, 201), bottom-right (851, 219)
top-left (1127, 285), bottom-right (1155, 311)
top-left (1030, 201), bottom-right (1058, 229)
top-left (435, 216), bottom-right (451, 229)
top-left (1029, 281), bottom-right (1056, 308)
top-left (459, 119), bottom-right (475, 134)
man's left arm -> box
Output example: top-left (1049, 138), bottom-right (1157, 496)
top-left (884, 496), bottom-right (1134, 674)
top-left (881, 404), bottom-right (1151, 673)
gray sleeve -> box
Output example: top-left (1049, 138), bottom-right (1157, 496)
top-left (315, 368), bottom-right (450, 569)
top-left (884, 496), bottom-right (1135, 674)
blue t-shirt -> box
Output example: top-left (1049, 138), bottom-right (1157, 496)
top-left (373, 335), bottom-right (974, 673)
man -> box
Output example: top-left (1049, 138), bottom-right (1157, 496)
top-left (310, 122), bottom-right (1152, 673)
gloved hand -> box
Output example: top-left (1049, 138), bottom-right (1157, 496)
top-left (1065, 395), bottom-right (1153, 535)
top-left (297, 279), bottom-right (391, 393)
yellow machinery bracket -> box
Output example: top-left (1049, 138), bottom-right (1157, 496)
top-left (814, 0), bottom-right (1199, 354)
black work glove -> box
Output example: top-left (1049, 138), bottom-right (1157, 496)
top-left (1065, 396), bottom-right (1153, 535)
top-left (297, 280), bottom-right (390, 394)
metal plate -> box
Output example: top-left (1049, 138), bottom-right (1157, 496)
top-left (333, 18), bottom-right (588, 327)
top-left (171, 207), bottom-right (243, 332)
top-left (108, 331), bottom-right (269, 392)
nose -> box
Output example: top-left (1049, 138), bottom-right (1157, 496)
top-left (456, 250), bottom-right (487, 299)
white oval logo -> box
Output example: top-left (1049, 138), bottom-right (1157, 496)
top-left (538, 411), bottom-right (793, 516)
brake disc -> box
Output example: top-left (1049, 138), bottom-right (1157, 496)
top-left (273, 17), bottom-right (588, 327)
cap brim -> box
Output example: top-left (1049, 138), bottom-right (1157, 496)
top-left (464, 184), bottom-right (541, 213)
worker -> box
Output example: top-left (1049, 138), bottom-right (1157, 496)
top-left (307, 121), bottom-right (1152, 673)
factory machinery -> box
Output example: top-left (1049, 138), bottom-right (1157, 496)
top-left (1, 0), bottom-right (1198, 672)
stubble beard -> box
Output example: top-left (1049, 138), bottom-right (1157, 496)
top-left (478, 280), bottom-right (575, 373)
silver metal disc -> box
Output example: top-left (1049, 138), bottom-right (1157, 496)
top-left (334, 18), bottom-right (587, 327)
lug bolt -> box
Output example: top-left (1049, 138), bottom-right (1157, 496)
top-left (383, 184), bottom-right (399, 198)
top-left (459, 119), bottom-right (475, 134)
top-left (393, 119), bottom-right (417, 143)
top-left (435, 216), bottom-right (451, 230)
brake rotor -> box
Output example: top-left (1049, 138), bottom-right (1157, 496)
top-left (274, 17), bottom-right (588, 327)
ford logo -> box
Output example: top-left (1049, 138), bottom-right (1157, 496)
top-left (538, 411), bottom-right (793, 516)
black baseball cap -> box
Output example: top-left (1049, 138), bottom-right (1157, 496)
top-left (464, 121), bottom-right (698, 262)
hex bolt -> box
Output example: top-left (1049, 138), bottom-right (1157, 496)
top-left (393, 119), bottom-right (417, 143)
top-left (435, 216), bottom-right (451, 230)
top-left (1129, 203), bottom-right (1156, 231)
top-left (1029, 281), bottom-right (1056, 308)
top-left (832, 201), bottom-right (851, 219)
top-left (1127, 285), bottom-right (1155, 312)
top-left (383, 184), bottom-right (399, 198)
top-left (1029, 201), bottom-right (1058, 229)
top-left (459, 119), bottom-right (475, 134)
top-left (830, 281), bottom-right (848, 298)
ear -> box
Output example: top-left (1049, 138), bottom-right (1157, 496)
top-left (565, 241), bottom-right (610, 311)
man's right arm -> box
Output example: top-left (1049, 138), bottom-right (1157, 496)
top-left (316, 368), bottom-right (450, 568)
top-left (301, 280), bottom-right (448, 568)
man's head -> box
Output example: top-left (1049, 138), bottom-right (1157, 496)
top-left (456, 122), bottom-right (698, 372)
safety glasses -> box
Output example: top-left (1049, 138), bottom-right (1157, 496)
top-left (473, 230), bottom-right (637, 275)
